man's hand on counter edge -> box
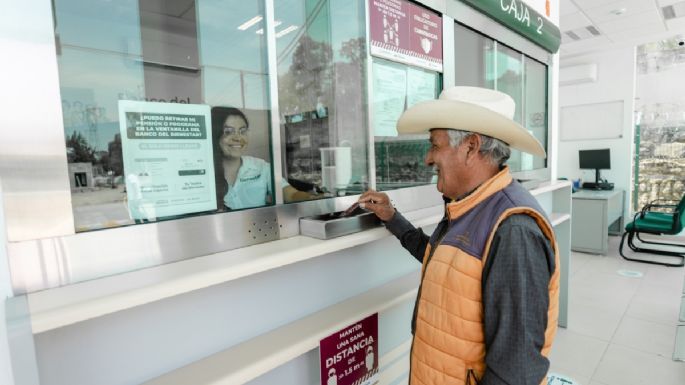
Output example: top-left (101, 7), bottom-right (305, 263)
top-left (358, 190), bottom-right (396, 222)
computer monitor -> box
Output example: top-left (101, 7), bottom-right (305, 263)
top-left (579, 148), bottom-right (610, 184)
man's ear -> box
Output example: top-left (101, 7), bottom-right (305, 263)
top-left (464, 134), bottom-right (482, 161)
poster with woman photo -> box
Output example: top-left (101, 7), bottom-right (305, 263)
top-left (211, 106), bottom-right (274, 211)
top-left (118, 100), bottom-right (217, 220)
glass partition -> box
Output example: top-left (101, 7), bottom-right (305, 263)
top-left (454, 22), bottom-right (548, 174)
top-left (372, 58), bottom-right (440, 191)
top-left (523, 56), bottom-right (548, 171)
top-left (51, 1), bottom-right (551, 233)
top-left (54, 0), bottom-right (274, 231)
top-left (275, 0), bottom-right (369, 201)
top-left (454, 23), bottom-right (494, 89)
top-left (495, 43), bottom-right (524, 171)
top-left (495, 44), bottom-right (523, 124)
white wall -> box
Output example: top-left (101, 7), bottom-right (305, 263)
top-left (32, 233), bottom-right (423, 385)
top-left (0, 305), bottom-right (13, 385)
top-left (0, 174), bottom-right (14, 385)
top-left (558, 46), bottom-right (636, 219)
top-left (0, 181), bottom-right (16, 385)
top-left (0, 183), bottom-right (38, 385)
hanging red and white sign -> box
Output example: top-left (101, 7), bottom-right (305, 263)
top-left (369, 0), bottom-right (443, 72)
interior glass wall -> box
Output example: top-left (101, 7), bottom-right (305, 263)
top-left (454, 22), bottom-right (494, 89)
top-left (372, 58), bottom-right (440, 190)
top-left (524, 56), bottom-right (548, 171)
top-left (54, 0), bottom-right (274, 231)
top-left (275, 0), bottom-right (369, 201)
top-left (51, 1), bottom-right (551, 233)
top-left (453, 22), bottom-right (548, 173)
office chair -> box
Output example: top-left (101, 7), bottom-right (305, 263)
top-left (619, 193), bottom-right (685, 267)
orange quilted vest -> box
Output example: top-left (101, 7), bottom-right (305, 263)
top-left (410, 169), bottom-right (560, 385)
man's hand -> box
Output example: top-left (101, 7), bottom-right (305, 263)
top-left (358, 190), bottom-right (395, 222)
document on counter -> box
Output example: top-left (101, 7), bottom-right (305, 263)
top-left (118, 100), bottom-right (217, 220)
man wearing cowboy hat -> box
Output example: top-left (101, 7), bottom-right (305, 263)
top-left (359, 87), bottom-right (559, 385)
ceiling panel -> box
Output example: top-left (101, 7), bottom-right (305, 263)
top-left (596, 9), bottom-right (665, 33)
top-left (560, 11), bottom-right (593, 30)
top-left (666, 16), bottom-right (685, 30)
top-left (657, 0), bottom-right (682, 7)
top-left (560, 0), bottom-right (580, 15)
top-left (559, 35), bottom-right (614, 54)
top-left (572, 0), bottom-right (623, 9)
top-left (558, 0), bottom-right (685, 57)
top-left (605, 21), bottom-right (667, 39)
top-left (583, 0), bottom-right (660, 23)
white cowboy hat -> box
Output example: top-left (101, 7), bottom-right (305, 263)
top-left (397, 86), bottom-right (546, 157)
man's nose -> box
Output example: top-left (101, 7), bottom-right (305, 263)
top-left (424, 152), bottom-right (433, 166)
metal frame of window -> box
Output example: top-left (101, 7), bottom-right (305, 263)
top-left (0, 0), bottom-right (556, 294)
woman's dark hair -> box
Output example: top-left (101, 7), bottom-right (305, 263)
top-left (211, 106), bottom-right (249, 211)
top-left (211, 106), bottom-right (249, 142)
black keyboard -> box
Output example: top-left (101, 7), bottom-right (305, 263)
top-left (582, 182), bottom-right (614, 190)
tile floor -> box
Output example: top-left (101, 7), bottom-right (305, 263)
top-left (548, 235), bottom-right (685, 385)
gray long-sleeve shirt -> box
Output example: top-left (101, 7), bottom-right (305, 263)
top-left (385, 209), bottom-right (554, 385)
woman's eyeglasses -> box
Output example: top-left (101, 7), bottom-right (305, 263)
top-left (223, 126), bottom-right (248, 136)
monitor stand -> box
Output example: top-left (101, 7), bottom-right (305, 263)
top-left (582, 169), bottom-right (614, 190)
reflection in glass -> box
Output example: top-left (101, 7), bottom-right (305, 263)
top-left (375, 136), bottom-right (435, 189)
top-left (454, 23), bottom-right (548, 173)
top-left (495, 44), bottom-right (523, 124)
top-left (372, 58), bottom-right (440, 190)
top-left (276, 0), bottom-right (369, 201)
top-left (54, 0), bottom-right (274, 231)
top-left (524, 57), bottom-right (548, 171)
top-left (198, 0), bottom-right (269, 110)
top-left (454, 23), bottom-right (494, 89)
top-left (495, 44), bottom-right (524, 172)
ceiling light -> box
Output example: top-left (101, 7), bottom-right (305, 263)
top-left (610, 8), bottom-right (627, 16)
top-left (255, 20), bottom-right (282, 35)
top-left (565, 31), bottom-right (581, 41)
top-left (586, 26), bottom-right (601, 36)
top-left (662, 5), bottom-right (676, 20)
top-left (275, 25), bottom-right (298, 38)
top-left (237, 15), bottom-right (263, 31)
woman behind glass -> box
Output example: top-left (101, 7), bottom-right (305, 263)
top-left (212, 107), bottom-right (272, 210)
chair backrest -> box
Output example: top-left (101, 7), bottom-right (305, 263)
top-left (675, 192), bottom-right (685, 233)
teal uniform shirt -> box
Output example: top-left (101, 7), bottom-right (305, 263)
top-left (223, 156), bottom-right (272, 210)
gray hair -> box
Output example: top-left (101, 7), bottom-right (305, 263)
top-left (446, 129), bottom-right (511, 167)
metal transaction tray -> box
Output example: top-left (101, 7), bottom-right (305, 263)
top-left (299, 211), bottom-right (382, 240)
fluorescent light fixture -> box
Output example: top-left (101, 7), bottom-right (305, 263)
top-left (255, 20), bottom-right (281, 35)
top-left (238, 15), bottom-right (263, 31)
top-left (565, 31), bottom-right (581, 41)
top-left (586, 26), bottom-right (601, 36)
top-left (663, 5), bottom-right (676, 20)
top-left (275, 25), bottom-right (298, 38)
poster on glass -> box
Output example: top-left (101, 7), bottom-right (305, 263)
top-left (118, 100), bottom-right (216, 221)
